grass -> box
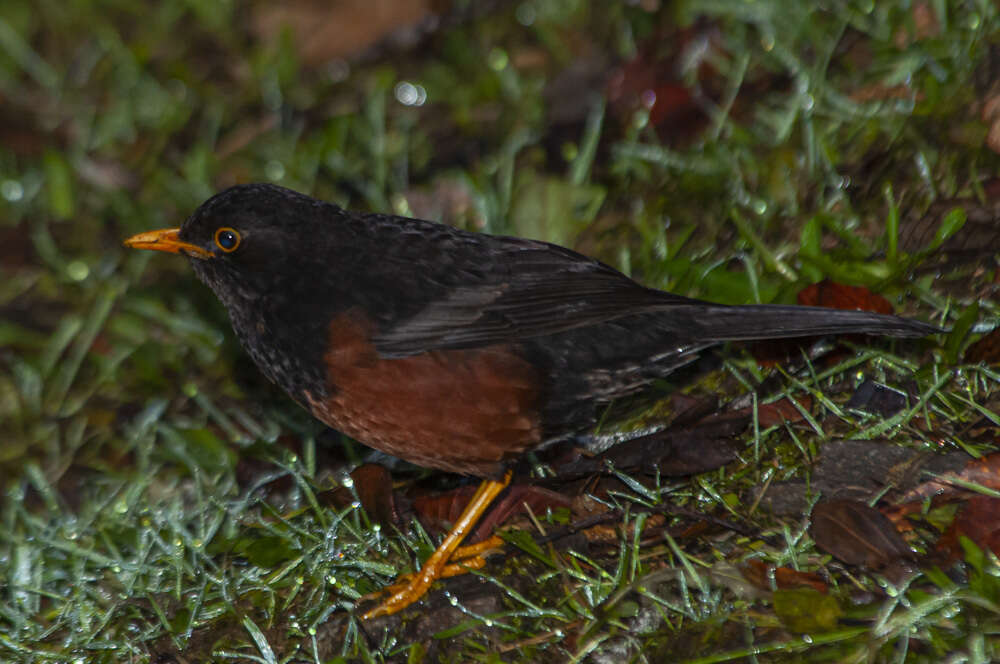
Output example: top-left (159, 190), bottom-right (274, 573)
top-left (2, 0), bottom-right (1000, 661)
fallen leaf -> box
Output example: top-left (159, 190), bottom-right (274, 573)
top-left (756, 396), bottom-right (813, 428)
top-left (896, 452), bottom-right (1000, 505)
top-left (797, 280), bottom-right (894, 315)
top-left (811, 499), bottom-right (912, 568)
top-left (741, 560), bottom-right (828, 594)
top-left (252, 0), bottom-right (438, 66)
top-left (937, 495), bottom-right (1000, 561)
top-left (411, 483), bottom-right (572, 543)
top-left (965, 329), bottom-right (1000, 364)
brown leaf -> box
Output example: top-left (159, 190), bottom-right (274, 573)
top-left (937, 495), bottom-right (1000, 561)
top-left (411, 483), bottom-right (572, 543)
top-left (741, 560), bottom-right (828, 594)
top-left (319, 463), bottom-right (399, 527)
top-left (965, 329), bottom-right (1000, 364)
top-left (896, 452), bottom-right (1000, 505)
top-left (252, 0), bottom-right (439, 66)
top-left (811, 499), bottom-right (912, 568)
top-left (756, 396), bottom-right (813, 428)
top-left (796, 280), bottom-right (894, 315)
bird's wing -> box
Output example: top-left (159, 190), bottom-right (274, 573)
top-left (372, 237), bottom-right (691, 356)
top-left (369, 232), bottom-right (937, 358)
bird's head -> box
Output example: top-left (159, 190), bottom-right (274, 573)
top-left (124, 183), bottom-right (346, 307)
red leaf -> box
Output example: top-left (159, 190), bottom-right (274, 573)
top-left (797, 280), bottom-right (895, 315)
top-left (937, 495), bottom-right (1000, 561)
top-left (756, 396), bottom-right (813, 427)
top-left (741, 559), bottom-right (829, 593)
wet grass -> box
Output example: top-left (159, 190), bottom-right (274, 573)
top-left (2, 0), bottom-right (1000, 661)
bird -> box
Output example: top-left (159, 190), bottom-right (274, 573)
top-left (124, 183), bottom-right (937, 619)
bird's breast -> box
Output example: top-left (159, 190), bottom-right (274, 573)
top-left (303, 311), bottom-right (543, 477)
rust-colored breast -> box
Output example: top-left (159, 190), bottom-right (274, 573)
top-left (304, 312), bottom-right (542, 477)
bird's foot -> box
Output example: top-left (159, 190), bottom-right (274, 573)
top-left (361, 473), bottom-right (511, 620)
top-left (361, 535), bottom-right (505, 619)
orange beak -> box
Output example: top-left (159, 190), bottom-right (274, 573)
top-left (123, 228), bottom-right (211, 259)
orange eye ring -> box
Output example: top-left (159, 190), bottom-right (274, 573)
top-left (214, 227), bottom-right (241, 252)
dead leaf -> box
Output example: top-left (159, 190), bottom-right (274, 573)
top-left (756, 396), bottom-right (813, 428)
top-left (965, 329), bottom-right (1000, 364)
top-left (937, 495), bottom-right (1000, 561)
top-left (896, 452), bottom-right (1000, 505)
top-left (797, 280), bottom-right (894, 315)
top-left (741, 559), bottom-right (828, 594)
top-left (252, 0), bottom-right (439, 66)
top-left (811, 499), bottom-right (912, 568)
top-left (411, 482), bottom-right (572, 543)
top-left (319, 463), bottom-right (399, 527)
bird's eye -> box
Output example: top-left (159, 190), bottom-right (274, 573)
top-left (214, 227), bottom-right (241, 253)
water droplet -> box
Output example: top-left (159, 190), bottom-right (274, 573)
top-left (394, 81), bottom-right (426, 106)
top-left (67, 261), bottom-right (89, 281)
top-left (640, 89), bottom-right (657, 109)
top-left (761, 34), bottom-right (775, 52)
top-left (1, 180), bottom-right (23, 201)
top-left (516, 2), bottom-right (536, 25)
top-left (342, 476), bottom-right (355, 489)
top-left (265, 160), bottom-right (285, 182)
top-left (488, 48), bottom-right (508, 71)
top-left (802, 94), bottom-right (815, 112)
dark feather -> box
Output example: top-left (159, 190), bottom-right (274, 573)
top-left (373, 236), bottom-right (938, 357)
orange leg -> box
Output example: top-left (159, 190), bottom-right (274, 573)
top-left (362, 471), bottom-right (511, 620)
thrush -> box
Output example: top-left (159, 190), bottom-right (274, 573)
top-left (124, 183), bottom-right (936, 618)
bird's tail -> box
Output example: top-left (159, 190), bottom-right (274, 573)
top-left (671, 304), bottom-right (939, 342)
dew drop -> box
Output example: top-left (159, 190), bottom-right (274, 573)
top-left (2, 180), bottom-right (24, 201)
top-left (488, 48), bottom-right (508, 71)
top-left (67, 260), bottom-right (89, 282)
top-left (265, 160), bottom-right (285, 182)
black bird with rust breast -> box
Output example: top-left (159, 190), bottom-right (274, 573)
top-left (125, 183), bottom-right (936, 618)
